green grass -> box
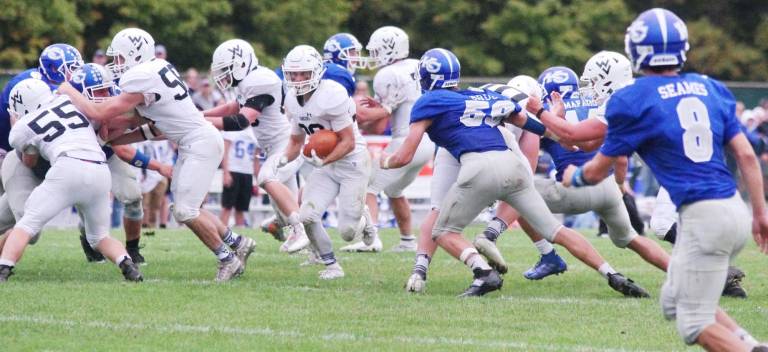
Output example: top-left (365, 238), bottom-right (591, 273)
top-left (1, 227), bottom-right (766, 351)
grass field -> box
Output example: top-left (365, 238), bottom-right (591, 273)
top-left (1, 226), bottom-right (766, 351)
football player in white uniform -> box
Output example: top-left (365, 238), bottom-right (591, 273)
top-left (278, 45), bottom-right (376, 280)
top-left (0, 78), bottom-right (142, 282)
top-left (203, 39), bottom-right (308, 253)
top-left (342, 26), bottom-right (435, 253)
top-left (58, 28), bottom-right (256, 282)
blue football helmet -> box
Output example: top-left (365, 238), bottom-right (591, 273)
top-left (69, 63), bottom-right (117, 102)
top-left (38, 43), bottom-right (84, 84)
top-left (624, 8), bottom-right (689, 73)
top-left (323, 33), bottom-right (366, 74)
top-left (417, 48), bottom-right (460, 91)
top-left (537, 66), bottom-right (579, 101)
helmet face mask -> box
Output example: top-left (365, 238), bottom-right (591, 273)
top-left (38, 44), bottom-right (84, 84)
top-left (323, 33), bottom-right (367, 74)
top-left (70, 63), bottom-right (116, 103)
top-left (283, 45), bottom-right (326, 96)
top-left (580, 51), bottom-right (633, 105)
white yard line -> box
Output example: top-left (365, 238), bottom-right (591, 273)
top-left (0, 314), bottom-right (680, 352)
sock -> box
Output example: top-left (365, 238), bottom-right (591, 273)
top-left (400, 234), bottom-right (416, 242)
top-left (213, 243), bottom-right (234, 262)
top-left (116, 255), bottom-right (131, 267)
top-left (598, 262), bottom-right (617, 279)
top-left (0, 258), bottom-right (16, 267)
top-left (663, 223), bottom-right (677, 244)
top-left (735, 328), bottom-right (759, 347)
top-left (460, 247), bottom-right (491, 272)
top-left (287, 212), bottom-right (300, 226)
top-left (413, 253), bottom-right (431, 279)
top-left (126, 239), bottom-right (140, 250)
top-left (221, 228), bottom-right (242, 248)
top-left (483, 217), bottom-right (508, 242)
top-left (533, 239), bottom-right (554, 255)
top-left (320, 252), bottom-right (337, 266)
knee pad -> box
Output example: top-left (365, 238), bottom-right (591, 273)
top-left (123, 200), bottom-right (144, 221)
top-left (299, 204), bottom-right (322, 226)
top-left (676, 313), bottom-right (715, 345)
top-left (339, 217), bottom-right (364, 242)
top-left (171, 203), bottom-right (199, 223)
top-left (86, 233), bottom-right (107, 249)
top-left (383, 188), bottom-right (404, 199)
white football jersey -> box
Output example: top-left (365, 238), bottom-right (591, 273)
top-left (222, 129), bottom-right (257, 175)
top-left (119, 58), bottom-right (209, 143)
top-left (285, 79), bottom-right (367, 156)
top-left (479, 83), bottom-right (531, 142)
top-left (235, 66), bottom-right (290, 151)
top-left (373, 59), bottom-right (421, 138)
top-left (9, 95), bottom-right (105, 164)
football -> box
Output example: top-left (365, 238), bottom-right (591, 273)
top-left (303, 129), bottom-right (339, 158)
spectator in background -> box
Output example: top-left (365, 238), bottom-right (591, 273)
top-left (92, 49), bottom-right (107, 66)
top-left (155, 44), bottom-right (167, 60)
top-left (141, 140), bottom-right (176, 231)
top-left (192, 77), bottom-right (223, 110)
top-left (184, 68), bottom-right (199, 95)
top-left (220, 129), bottom-right (258, 227)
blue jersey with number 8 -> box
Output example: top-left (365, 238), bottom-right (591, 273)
top-left (411, 88), bottom-right (520, 160)
top-left (600, 73), bottom-right (741, 208)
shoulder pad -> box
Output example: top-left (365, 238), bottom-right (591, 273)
top-left (315, 80), bottom-right (352, 114)
top-left (119, 68), bottom-right (156, 94)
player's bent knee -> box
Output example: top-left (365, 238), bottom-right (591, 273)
top-left (299, 206), bottom-right (321, 226)
top-left (171, 203), bottom-right (199, 223)
top-left (339, 224), bottom-right (357, 242)
top-left (124, 200), bottom-right (144, 221)
top-left (677, 317), bottom-right (714, 345)
top-left (609, 232), bottom-right (636, 248)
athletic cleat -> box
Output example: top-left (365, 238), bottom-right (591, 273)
top-left (474, 234), bottom-right (508, 274)
top-left (318, 264), bottom-right (344, 280)
top-left (260, 216), bottom-right (285, 242)
top-left (0, 265), bottom-right (14, 282)
top-left (390, 241), bottom-right (417, 253)
top-left (215, 256), bottom-right (244, 283)
top-left (361, 206), bottom-right (378, 246)
top-left (751, 344), bottom-right (768, 352)
top-left (80, 234), bottom-right (106, 263)
top-left (458, 269), bottom-right (503, 298)
top-left (340, 237), bottom-right (383, 252)
top-left (119, 258), bottom-right (143, 282)
top-left (280, 224), bottom-right (310, 253)
top-left (234, 236), bottom-right (257, 269)
top-left (607, 273), bottom-right (650, 298)
top-left (127, 247), bottom-right (146, 266)
top-left (405, 273), bottom-right (426, 293)
top-left (301, 249), bottom-right (323, 266)
top-left (523, 250), bottom-right (567, 280)
top-left (722, 266), bottom-right (747, 298)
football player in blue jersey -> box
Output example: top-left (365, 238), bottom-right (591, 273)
top-left (564, 8), bottom-right (768, 351)
top-left (383, 48), bottom-right (648, 297)
top-left (322, 33), bottom-right (367, 75)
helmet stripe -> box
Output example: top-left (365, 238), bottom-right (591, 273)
top-left (437, 48), bottom-right (453, 74)
top-left (654, 8), bottom-right (668, 52)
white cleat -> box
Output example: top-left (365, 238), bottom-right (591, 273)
top-left (473, 234), bottom-right (508, 274)
top-left (390, 241), bottom-right (417, 253)
top-left (234, 236), bottom-right (257, 270)
top-left (300, 247), bottom-right (323, 266)
top-left (361, 206), bottom-right (378, 246)
top-left (280, 224), bottom-right (310, 253)
top-left (405, 273), bottom-right (426, 293)
top-left (340, 237), bottom-right (383, 252)
top-left (318, 263), bottom-right (344, 280)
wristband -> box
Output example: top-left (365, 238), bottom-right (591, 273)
top-left (536, 107), bottom-right (546, 119)
top-left (521, 114), bottom-right (547, 136)
top-left (571, 166), bottom-right (592, 188)
top-left (129, 150), bottom-right (151, 169)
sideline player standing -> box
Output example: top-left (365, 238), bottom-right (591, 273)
top-left (566, 9), bottom-right (767, 350)
top-left (59, 28), bottom-right (256, 282)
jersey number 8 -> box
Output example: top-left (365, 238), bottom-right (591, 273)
top-left (676, 97), bottom-right (713, 163)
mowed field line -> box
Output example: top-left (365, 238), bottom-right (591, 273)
top-left (0, 315), bottom-right (679, 352)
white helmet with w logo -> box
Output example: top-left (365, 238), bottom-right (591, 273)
top-left (106, 28), bottom-right (155, 78)
top-left (366, 26), bottom-right (409, 69)
top-left (211, 39), bottom-right (258, 91)
top-left (580, 51), bottom-right (633, 104)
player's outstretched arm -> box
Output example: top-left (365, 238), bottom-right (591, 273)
top-left (202, 101), bottom-right (239, 117)
top-left (381, 119), bottom-right (430, 169)
top-left (112, 145), bottom-right (173, 178)
top-left (562, 152), bottom-right (616, 187)
top-left (729, 133), bottom-right (768, 253)
top-left (58, 82), bottom-right (143, 123)
top-left (355, 96), bottom-right (390, 123)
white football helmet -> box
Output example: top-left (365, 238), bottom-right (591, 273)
top-left (507, 75), bottom-right (546, 100)
top-left (282, 45), bottom-right (326, 96)
top-left (7, 78), bottom-right (53, 119)
top-left (106, 28), bottom-right (155, 78)
top-left (366, 26), bottom-right (409, 69)
top-left (580, 51), bottom-right (633, 104)
top-left (211, 39), bottom-right (258, 91)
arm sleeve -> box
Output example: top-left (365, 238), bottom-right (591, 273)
top-left (712, 80), bottom-right (742, 142)
top-left (599, 96), bottom-right (647, 157)
top-left (409, 95), bottom-right (438, 124)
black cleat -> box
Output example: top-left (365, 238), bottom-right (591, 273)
top-left (608, 273), bottom-right (650, 298)
top-left (127, 247), bottom-right (146, 266)
top-left (458, 269), bottom-right (503, 298)
top-left (722, 266), bottom-right (747, 298)
top-left (119, 258), bottom-right (143, 282)
top-left (0, 265), bottom-right (14, 282)
top-left (752, 344), bottom-right (768, 352)
top-left (80, 234), bottom-right (106, 263)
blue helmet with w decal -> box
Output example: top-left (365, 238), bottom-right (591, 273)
top-left (417, 48), bottom-right (460, 91)
top-left (38, 43), bottom-right (84, 84)
top-left (537, 66), bottom-right (579, 101)
top-left (625, 8), bottom-right (689, 73)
